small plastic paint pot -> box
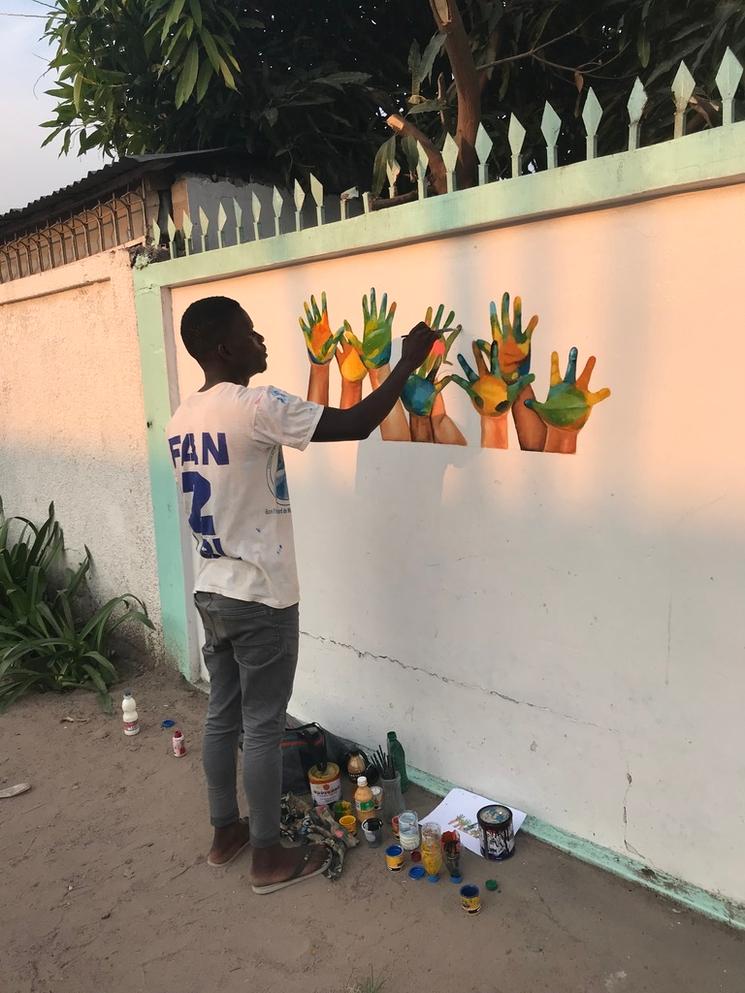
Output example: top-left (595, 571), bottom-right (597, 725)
top-left (391, 815), bottom-right (400, 838)
top-left (485, 879), bottom-right (499, 891)
top-left (340, 815), bottom-right (357, 836)
top-left (385, 845), bottom-right (404, 871)
top-left (410, 850), bottom-right (422, 863)
top-left (362, 818), bottom-right (382, 847)
top-left (460, 884), bottom-right (481, 915)
top-left (408, 865), bottom-right (426, 880)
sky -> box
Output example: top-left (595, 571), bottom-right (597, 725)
top-left (0, 1), bottom-right (103, 214)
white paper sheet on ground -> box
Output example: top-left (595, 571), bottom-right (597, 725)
top-left (420, 788), bottom-right (526, 857)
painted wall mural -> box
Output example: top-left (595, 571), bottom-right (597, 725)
top-left (298, 288), bottom-right (610, 452)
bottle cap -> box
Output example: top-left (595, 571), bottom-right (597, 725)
top-left (356, 776), bottom-right (368, 787)
top-left (408, 865), bottom-right (426, 880)
top-left (123, 689), bottom-right (132, 697)
top-left (485, 878), bottom-right (499, 891)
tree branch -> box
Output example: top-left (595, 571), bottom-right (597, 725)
top-left (385, 112), bottom-right (447, 195)
top-left (429, 0), bottom-right (481, 188)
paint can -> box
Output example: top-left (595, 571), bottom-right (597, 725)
top-left (361, 817), bottom-right (382, 847)
top-left (172, 729), bottom-right (186, 757)
top-left (308, 762), bottom-right (342, 806)
top-left (460, 884), bottom-right (481, 915)
top-left (477, 804), bottom-right (515, 861)
top-left (385, 844), bottom-right (404, 871)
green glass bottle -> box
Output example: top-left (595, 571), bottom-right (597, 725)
top-left (387, 730), bottom-right (409, 793)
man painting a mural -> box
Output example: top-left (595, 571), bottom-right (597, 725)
top-left (166, 295), bottom-right (436, 894)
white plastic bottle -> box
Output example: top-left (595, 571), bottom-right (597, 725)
top-left (122, 690), bottom-right (140, 736)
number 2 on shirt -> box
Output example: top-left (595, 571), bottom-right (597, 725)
top-left (182, 471), bottom-right (224, 558)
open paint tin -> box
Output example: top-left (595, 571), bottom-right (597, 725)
top-left (477, 803), bottom-right (515, 861)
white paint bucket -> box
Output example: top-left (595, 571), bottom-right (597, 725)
top-left (308, 763), bottom-right (342, 806)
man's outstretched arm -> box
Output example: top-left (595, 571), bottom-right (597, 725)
top-left (312, 322), bottom-right (437, 442)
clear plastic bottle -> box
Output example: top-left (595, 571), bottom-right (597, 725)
top-left (354, 775), bottom-right (375, 823)
top-left (122, 690), bottom-right (139, 736)
top-left (398, 810), bottom-right (420, 851)
top-left (387, 731), bottom-right (409, 792)
top-left (421, 822), bottom-right (443, 879)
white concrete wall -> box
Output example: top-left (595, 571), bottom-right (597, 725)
top-left (170, 182), bottom-right (745, 906)
top-left (0, 249), bottom-right (163, 658)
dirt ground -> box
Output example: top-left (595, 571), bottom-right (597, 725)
top-left (2, 664), bottom-right (744, 993)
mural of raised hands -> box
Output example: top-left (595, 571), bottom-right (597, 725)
top-left (345, 288), bottom-right (410, 441)
top-left (451, 340), bottom-right (534, 449)
top-left (299, 292), bottom-right (345, 405)
top-left (525, 347), bottom-right (611, 454)
top-left (476, 292), bottom-right (545, 451)
top-left (401, 305), bottom-right (464, 444)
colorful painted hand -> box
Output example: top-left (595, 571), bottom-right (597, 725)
top-left (451, 341), bottom-right (534, 449)
top-left (299, 292), bottom-right (345, 365)
top-left (477, 292), bottom-right (538, 382)
top-left (402, 305), bottom-right (463, 443)
top-left (343, 288), bottom-right (396, 370)
top-left (525, 347), bottom-right (611, 454)
top-left (335, 336), bottom-right (368, 409)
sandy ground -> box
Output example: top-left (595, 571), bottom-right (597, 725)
top-left (2, 663), bottom-right (744, 993)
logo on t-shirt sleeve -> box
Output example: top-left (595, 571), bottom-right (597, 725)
top-left (266, 446), bottom-right (290, 508)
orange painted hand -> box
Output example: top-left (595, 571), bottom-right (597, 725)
top-left (476, 292), bottom-right (538, 382)
top-left (451, 340), bottom-right (534, 416)
top-left (299, 292), bottom-right (345, 365)
top-left (525, 347), bottom-right (610, 453)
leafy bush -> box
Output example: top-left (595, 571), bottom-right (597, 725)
top-left (0, 499), bottom-right (154, 713)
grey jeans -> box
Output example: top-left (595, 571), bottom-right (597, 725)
top-left (195, 592), bottom-right (299, 847)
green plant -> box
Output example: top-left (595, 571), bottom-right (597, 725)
top-left (0, 499), bottom-right (153, 713)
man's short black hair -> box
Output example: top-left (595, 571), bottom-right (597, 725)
top-left (181, 296), bottom-right (243, 362)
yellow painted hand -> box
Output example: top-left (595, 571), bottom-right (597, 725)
top-left (336, 334), bottom-right (368, 383)
top-left (299, 292), bottom-right (345, 365)
top-left (451, 340), bottom-right (534, 416)
top-left (476, 292), bottom-right (539, 383)
top-left (525, 348), bottom-right (610, 432)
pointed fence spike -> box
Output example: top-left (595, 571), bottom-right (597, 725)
top-left (362, 192), bottom-right (372, 214)
top-left (386, 159), bottom-right (400, 199)
top-left (672, 60), bottom-right (696, 138)
top-left (540, 101), bottom-right (561, 169)
top-left (309, 174), bottom-right (325, 226)
top-left (150, 219), bottom-right (161, 247)
top-left (294, 179), bottom-right (305, 232)
top-left (182, 211), bottom-right (193, 255)
top-left (582, 88), bottom-right (603, 160)
top-left (167, 215), bottom-right (177, 258)
top-left (416, 142), bottom-right (428, 199)
top-left (442, 133), bottom-right (459, 193)
top-left (272, 186), bottom-right (284, 237)
top-left (474, 123), bottom-right (493, 185)
top-left (508, 113), bottom-right (526, 178)
top-left (198, 207), bottom-right (209, 252)
top-left (233, 198), bottom-right (243, 245)
top-left (217, 203), bottom-right (228, 249)
top-left (716, 47), bottom-right (743, 126)
top-left (627, 77), bottom-right (648, 151)
top-left (339, 186), bottom-right (358, 221)
top-left (251, 192), bottom-right (262, 241)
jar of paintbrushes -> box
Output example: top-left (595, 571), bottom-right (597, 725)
top-left (369, 744), bottom-right (404, 821)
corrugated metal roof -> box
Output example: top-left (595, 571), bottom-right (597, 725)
top-left (0, 149), bottom-right (254, 241)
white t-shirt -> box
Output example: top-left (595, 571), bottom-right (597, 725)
top-left (166, 383), bottom-right (323, 608)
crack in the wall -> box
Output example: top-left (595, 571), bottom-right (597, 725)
top-left (623, 768), bottom-right (647, 861)
top-left (300, 629), bottom-right (618, 734)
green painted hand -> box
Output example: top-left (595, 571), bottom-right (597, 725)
top-left (525, 347), bottom-right (610, 431)
top-left (343, 288), bottom-right (396, 370)
top-left (299, 292), bottom-right (345, 365)
top-left (451, 340), bottom-right (534, 416)
top-left (476, 292), bottom-right (539, 382)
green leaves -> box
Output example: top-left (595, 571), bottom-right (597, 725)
top-left (175, 39), bottom-right (199, 106)
top-left (0, 500), bottom-right (153, 713)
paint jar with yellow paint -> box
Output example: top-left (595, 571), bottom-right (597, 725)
top-left (340, 815), bottom-right (358, 836)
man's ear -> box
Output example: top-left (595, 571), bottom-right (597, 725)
top-left (216, 341), bottom-right (231, 360)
